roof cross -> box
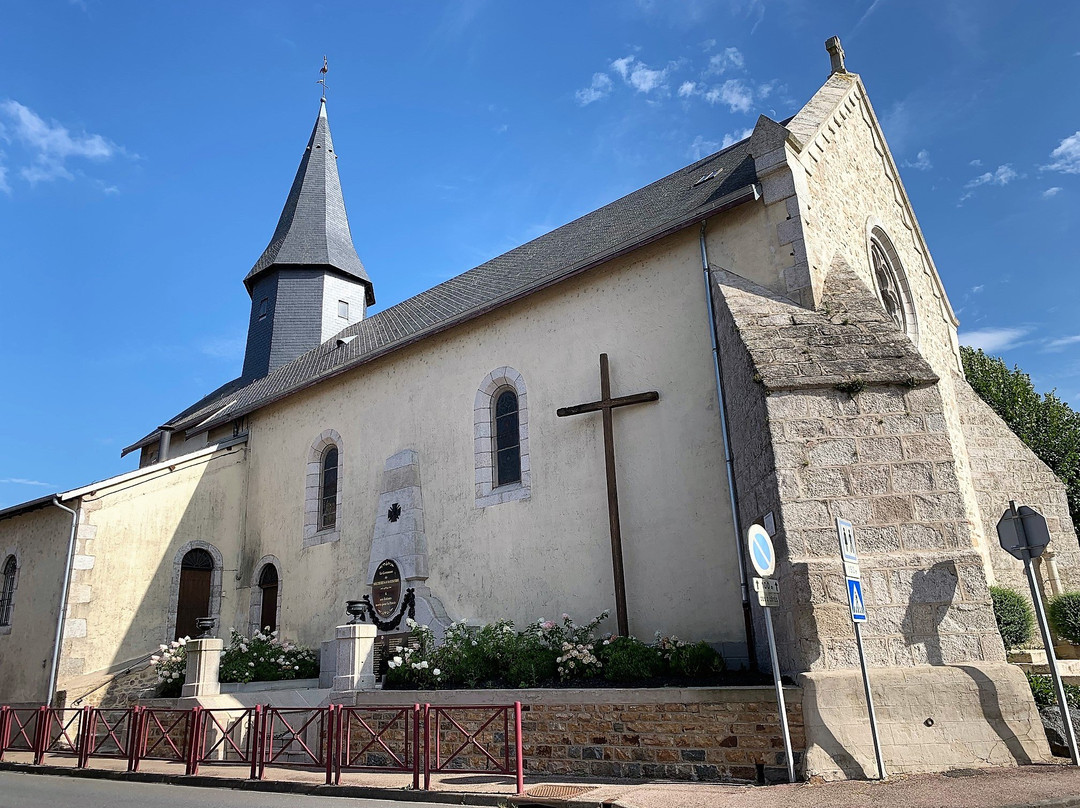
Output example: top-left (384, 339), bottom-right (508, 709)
top-left (317, 55), bottom-right (329, 99)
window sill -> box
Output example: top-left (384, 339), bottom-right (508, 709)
top-left (302, 527), bottom-right (339, 548)
top-left (0, 625), bottom-right (11, 636)
top-left (476, 482), bottom-right (530, 509)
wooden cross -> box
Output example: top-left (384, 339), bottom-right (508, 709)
top-left (557, 353), bottom-right (659, 636)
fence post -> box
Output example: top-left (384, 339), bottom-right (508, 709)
top-left (412, 703), bottom-right (421, 791)
top-left (33, 706), bottom-right (48, 765)
top-left (514, 701), bottom-right (524, 795)
top-left (131, 707), bottom-right (145, 772)
top-left (0, 706), bottom-right (9, 762)
top-left (423, 704), bottom-right (431, 790)
top-left (126, 707), bottom-right (140, 772)
top-left (78, 706), bottom-right (93, 768)
top-left (252, 705), bottom-right (264, 781)
top-left (186, 706), bottom-right (203, 776)
top-left (323, 705), bottom-right (335, 785)
top-left (334, 705), bottom-right (343, 786)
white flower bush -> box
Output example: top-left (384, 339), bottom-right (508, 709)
top-left (219, 628), bottom-right (318, 684)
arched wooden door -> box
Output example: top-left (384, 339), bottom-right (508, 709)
top-left (175, 548), bottom-right (213, 640)
top-left (258, 564), bottom-right (278, 633)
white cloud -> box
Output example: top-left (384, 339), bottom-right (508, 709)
top-left (688, 135), bottom-right (723, 161)
top-left (959, 164), bottom-right (1018, 202)
top-left (721, 127), bottom-right (754, 149)
top-left (200, 335), bottom-right (246, 360)
top-left (1045, 335), bottom-right (1080, 351)
top-left (970, 284), bottom-right (984, 294)
top-left (1043, 131), bottom-right (1080, 174)
top-left (904, 149), bottom-right (932, 171)
top-left (1043, 186), bottom-right (1063, 198)
top-left (610, 55), bottom-right (668, 94)
top-left (0, 478), bottom-right (53, 487)
top-left (0, 99), bottom-right (121, 188)
top-left (958, 326), bottom-right (1031, 352)
top-left (965, 164), bottom-right (1018, 189)
top-left (678, 81), bottom-right (698, 98)
top-left (575, 72), bottom-right (613, 106)
top-left (705, 79), bottom-right (754, 114)
top-left (0, 155), bottom-right (9, 195)
top-left (969, 159), bottom-right (983, 167)
top-left (707, 47), bottom-right (744, 75)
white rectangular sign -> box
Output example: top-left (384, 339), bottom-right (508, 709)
top-left (753, 576), bottom-right (780, 608)
top-left (837, 518), bottom-right (858, 565)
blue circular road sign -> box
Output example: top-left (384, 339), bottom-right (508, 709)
top-left (748, 524), bottom-right (775, 577)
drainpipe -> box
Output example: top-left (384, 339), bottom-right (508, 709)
top-left (699, 221), bottom-right (757, 670)
top-left (159, 428), bottom-right (172, 462)
top-left (47, 497), bottom-right (79, 706)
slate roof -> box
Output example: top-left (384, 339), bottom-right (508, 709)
top-left (244, 98), bottom-right (374, 306)
top-left (123, 132), bottom-right (760, 456)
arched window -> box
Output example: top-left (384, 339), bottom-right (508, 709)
top-left (867, 226), bottom-right (918, 345)
top-left (474, 367), bottom-right (531, 508)
top-left (320, 446), bottom-right (339, 530)
top-left (494, 389), bottom-right (521, 486)
top-left (0, 556), bottom-right (16, 627)
top-left (175, 548), bottom-right (214, 640)
top-left (305, 429), bottom-right (344, 547)
top-left (258, 564), bottom-right (279, 633)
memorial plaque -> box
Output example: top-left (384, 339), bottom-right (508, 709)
top-left (371, 559), bottom-right (402, 618)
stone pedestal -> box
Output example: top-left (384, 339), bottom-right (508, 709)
top-left (181, 638), bottom-right (223, 697)
top-left (332, 623), bottom-right (377, 694)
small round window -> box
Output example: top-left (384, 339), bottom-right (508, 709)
top-left (868, 227), bottom-right (918, 345)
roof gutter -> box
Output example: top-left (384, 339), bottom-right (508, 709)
top-left (182, 182), bottom-right (763, 436)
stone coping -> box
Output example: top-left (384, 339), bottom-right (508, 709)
top-left (345, 685), bottom-right (801, 707)
top-left (219, 677), bottom-right (321, 694)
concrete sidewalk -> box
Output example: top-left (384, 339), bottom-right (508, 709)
top-left (3, 756), bottom-right (1080, 808)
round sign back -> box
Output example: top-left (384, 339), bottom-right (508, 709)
top-left (747, 524), bottom-right (776, 577)
top-left (371, 559), bottom-right (402, 618)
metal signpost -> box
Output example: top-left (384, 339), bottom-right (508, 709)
top-left (836, 518), bottom-right (886, 780)
top-left (997, 501), bottom-right (1079, 765)
top-left (747, 524), bottom-right (795, 783)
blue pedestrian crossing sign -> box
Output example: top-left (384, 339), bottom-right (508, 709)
top-left (747, 524), bottom-right (775, 577)
top-left (847, 577), bottom-right (867, 622)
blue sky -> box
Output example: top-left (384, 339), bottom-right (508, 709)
top-left (0, 1), bottom-right (1077, 508)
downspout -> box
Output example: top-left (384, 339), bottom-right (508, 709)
top-left (159, 428), bottom-right (172, 462)
top-left (699, 221), bottom-right (758, 670)
top-left (47, 497), bottom-right (79, 706)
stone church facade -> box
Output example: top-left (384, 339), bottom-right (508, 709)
top-left (1, 41), bottom-right (1075, 779)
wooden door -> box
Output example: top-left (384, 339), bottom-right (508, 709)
top-left (175, 548), bottom-right (214, 640)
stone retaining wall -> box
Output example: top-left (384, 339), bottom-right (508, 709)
top-left (345, 686), bottom-right (803, 783)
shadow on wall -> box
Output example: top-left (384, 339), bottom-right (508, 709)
top-left (786, 561), bottom-right (870, 781)
top-left (957, 664), bottom-right (1036, 765)
top-left (58, 450), bottom-right (251, 707)
top-left (901, 560), bottom-right (958, 666)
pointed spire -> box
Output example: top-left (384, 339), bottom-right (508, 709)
top-left (245, 99), bottom-right (374, 306)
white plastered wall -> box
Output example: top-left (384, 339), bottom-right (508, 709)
top-left (239, 219), bottom-right (772, 655)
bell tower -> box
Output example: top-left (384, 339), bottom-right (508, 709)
top-left (241, 97), bottom-right (374, 380)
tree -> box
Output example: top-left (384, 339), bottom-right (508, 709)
top-left (961, 346), bottom-right (1080, 539)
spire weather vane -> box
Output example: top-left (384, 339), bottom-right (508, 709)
top-left (317, 56), bottom-right (329, 98)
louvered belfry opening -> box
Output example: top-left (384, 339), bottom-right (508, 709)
top-left (175, 548), bottom-right (213, 641)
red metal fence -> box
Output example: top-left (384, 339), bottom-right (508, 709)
top-left (0, 701), bottom-right (522, 793)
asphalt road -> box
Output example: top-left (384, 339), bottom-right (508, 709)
top-left (0, 771), bottom-right (478, 808)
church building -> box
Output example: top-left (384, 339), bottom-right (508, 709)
top-left (1, 39), bottom-right (1076, 779)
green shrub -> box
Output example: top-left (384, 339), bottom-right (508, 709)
top-left (1026, 671), bottom-right (1080, 710)
top-left (989, 585), bottom-right (1034, 650)
top-left (597, 636), bottom-right (663, 683)
top-left (503, 631), bottom-right (558, 688)
top-left (667, 640), bottom-right (725, 678)
top-left (1049, 592), bottom-right (1080, 645)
